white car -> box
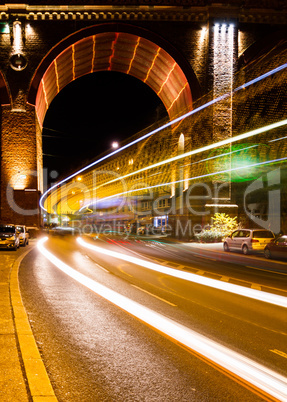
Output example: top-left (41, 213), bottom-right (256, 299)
top-left (0, 224), bottom-right (20, 250)
top-left (223, 229), bottom-right (274, 255)
top-left (16, 225), bottom-right (29, 246)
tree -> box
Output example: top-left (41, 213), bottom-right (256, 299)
top-left (195, 213), bottom-right (237, 243)
top-left (210, 213), bottom-right (237, 237)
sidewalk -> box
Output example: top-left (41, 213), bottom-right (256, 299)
top-left (182, 241), bottom-right (224, 252)
top-left (0, 245), bottom-right (57, 402)
top-left (0, 251), bottom-right (28, 401)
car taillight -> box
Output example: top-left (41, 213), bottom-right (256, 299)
top-left (251, 239), bottom-right (259, 243)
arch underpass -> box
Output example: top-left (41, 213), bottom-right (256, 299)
top-left (31, 25), bottom-right (198, 127)
top-left (40, 39), bottom-right (287, 236)
top-left (31, 23), bottom-right (199, 221)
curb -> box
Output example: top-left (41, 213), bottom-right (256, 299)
top-left (10, 247), bottom-right (57, 401)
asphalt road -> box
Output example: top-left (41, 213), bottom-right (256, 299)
top-left (18, 235), bottom-right (287, 401)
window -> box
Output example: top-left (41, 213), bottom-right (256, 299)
top-left (178, 133), bottom-right (184, 154)
top-left (157, 198), bottom-right (170, 209)
top-left (142, 201), bottom-right (151, 211)
top-left (253, 230), bottom-right (274, 239)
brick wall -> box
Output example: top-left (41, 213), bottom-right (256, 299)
top-left (0, 104), bottom-right (39, 224)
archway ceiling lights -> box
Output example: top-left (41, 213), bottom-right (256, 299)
top-left (36, 31), bottom-right (192, 126)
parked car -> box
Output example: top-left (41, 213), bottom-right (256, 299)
top-left (223, 229), bottom-right (274, 255)
top-left (264, 235), bottom-right (287, 260)
top-left (0, 224), bottom-right (20, 250)
top-left (16, 225), bottom-right (29, 246)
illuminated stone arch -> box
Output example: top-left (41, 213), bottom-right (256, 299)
top-left (28, 23), bottom-right (200, 127)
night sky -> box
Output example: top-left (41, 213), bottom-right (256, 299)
top-left (42, 71), bottom-right (166, 181)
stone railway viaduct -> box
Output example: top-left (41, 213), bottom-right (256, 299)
top-left (0, 1), bottom-right (286, 235)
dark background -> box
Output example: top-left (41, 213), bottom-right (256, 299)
top-left (43, 71), bottom-right (166, 181)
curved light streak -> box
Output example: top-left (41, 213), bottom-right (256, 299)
top-left (187, 144), bottom-right (258, 167)
top-left (38, 236), bottom-right (287, 401)
top-left (269, 135), bottom-right (287, 143)
top-left (77, 237), bottom-right (287, 308)
top-left (85, 119), bottom-right (287, 196)
top-left (40, 62), bottom-right (287, 211)
top-left (56, 118), bottom-right (287, 213)
top-left (82, 155), bottom-right (287, 210)
top-left (234, 63), bottom-right (287, 93)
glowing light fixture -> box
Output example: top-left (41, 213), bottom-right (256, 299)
top-left (13, 21), bottom-right (22, 52)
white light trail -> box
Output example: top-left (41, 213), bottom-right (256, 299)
top-left (84, 154), bottom-right (287, 209)
top-left (38, 237), bottom-right (287, 401)
top-left (77, 237), bottom-right (287, 308)
top-left (39, 62), bottom-right (287, 211)
top-left (269, 135), bottom-right (287, 143)
top-left (184, 144), bottom-right (259, 167)
top-left (89, 119), bottom-right (287, 197)
top-left (234, 63), bottom-right (287, 92)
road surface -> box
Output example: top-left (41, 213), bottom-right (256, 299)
top-left (18, 234), bottom-right (287, 401)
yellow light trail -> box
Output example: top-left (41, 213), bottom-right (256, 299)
top-left (72, 44), bottom-right (75, 80)
top-left (54, 59), bottom-right (60, 94)
top-left (127, 36), bottom-right (140, 75)
top-left (38, 236), bottom-right (287, 401)
top-left (157, 62), bottom-right (176, 96)
top-left (41, 78), bottom-right (48, 112)
top-left (144, 47), bottom-right (160, 83)
top-left (167, 82), bottom-right (188, 113)
top-left (88, 155), bottom-right (287, 208)
top-left (180, 144), bottom-right (258, 168)
top-left (85, 119), bottom-right (287, 195)
top-left (91, 35), bottom-right (96, 72)
top-left (109, 33), bottom-right (119, 71)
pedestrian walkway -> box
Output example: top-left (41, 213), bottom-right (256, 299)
top-left (0, 251), bottom-right (29, 401)
top-left (0, 246), bottom-right (57, 401)
top-left (182, 241), bottom-right (224, 252)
